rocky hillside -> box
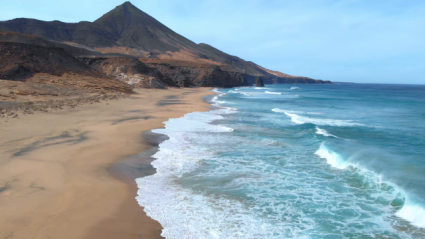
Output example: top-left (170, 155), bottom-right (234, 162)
top-left (0, 41), bottom-right (133, 93)
top-left (0, 31), bottom-right (133, 57)
top-left (0, 41), bottom-right (133, 118)
top-left (0, 1), bottom-right (331, 87)
top-left (80, 57), bottom-right (178, 88)
top-left (0, 42), bottom-right (101, 80)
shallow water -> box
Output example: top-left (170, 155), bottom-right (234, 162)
top-left (136, 84), bottom-right (425, 238)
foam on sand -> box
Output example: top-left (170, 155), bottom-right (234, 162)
top-left (135, 110), bottom-right (287, 238)
top-left (210, 91), bottom-right (238, 114)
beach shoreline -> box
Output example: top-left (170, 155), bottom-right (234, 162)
top-left (0, 87), bottom-right (215, 239)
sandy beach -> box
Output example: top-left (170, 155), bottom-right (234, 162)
top-left (0, 87), bottom-right (214, 239)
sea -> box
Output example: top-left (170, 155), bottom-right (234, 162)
top-left (136, 83), bottom-right (425, 239)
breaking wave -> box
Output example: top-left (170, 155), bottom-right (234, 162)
top-left (396, 202), bottom-right (425, 228)
top-left (315, 126), bottom-right (339, 138)
top-left (272, 108), bottom-right (364, 127)
top-left (265, 91), bottom-right (282, 95)
top-left (315, 142), bottom-right (425, 230)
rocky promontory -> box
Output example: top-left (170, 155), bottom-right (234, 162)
top-left (256, 76), bottom-right (265, 87)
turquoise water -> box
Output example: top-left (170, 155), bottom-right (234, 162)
top-left (136, 84), bottom-right (425, 238)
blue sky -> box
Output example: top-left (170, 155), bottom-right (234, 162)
top-left (1, 0), bottom-right (425, 84)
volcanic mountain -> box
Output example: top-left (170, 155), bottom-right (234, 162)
top-left (0, 1), bottom-right (330, 87)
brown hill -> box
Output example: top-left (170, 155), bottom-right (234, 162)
top-left (0, 31), bottom-right (135, 57)
top-left (80, 56), bottom-right (179, 88)
top-left (0, 1), bottom-right (331, 87)
top-left (0, 42), bottom-right (102, 80)
top-left (0, 42), bottom-right (132, 93)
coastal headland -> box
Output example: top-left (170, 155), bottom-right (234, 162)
top-left (0, 88), bottom-right (214, 239)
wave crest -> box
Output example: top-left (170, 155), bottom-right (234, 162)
top-left (315, 142), bottom-right (348, 169)
top-left (396, 202), bottom-right (425, 228)
top-left (265, 91), bottom-right (282, 95)
top-left (315, 142), bottom-right (425, 229)
top-left (315, 127), bottom-right (339, 138)
top-left (272, 108), bottom-right (363, 127)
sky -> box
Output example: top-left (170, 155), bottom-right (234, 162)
top-left (1, 0), bottom-right (425, 84)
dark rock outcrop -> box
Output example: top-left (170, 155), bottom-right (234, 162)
top-left (255, 76), bottom-right (265, 87)
top-left (140, 60), bottom-right (251, 87)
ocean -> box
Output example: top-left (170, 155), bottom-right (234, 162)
top-left (136, 83), bottom-right (425, 239)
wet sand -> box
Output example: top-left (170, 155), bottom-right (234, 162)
top-left (0, 88), bottom-right (214, 239)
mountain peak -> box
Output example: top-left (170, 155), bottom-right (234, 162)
top-left (117, 1), bottom-right (139, 12)
top-left (93, 2), bottom-right (152, 36)
top-left (122, 1), bottom-right (134, 6)
top-left (91, 2), bottom-right (195, 51)
top-left (100, 1), bottom-right (144, 19)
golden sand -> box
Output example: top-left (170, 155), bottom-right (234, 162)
top-left (0, 88), bottom-right (214, 239)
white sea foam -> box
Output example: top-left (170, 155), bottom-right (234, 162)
top-left (272, 108), bottom-right (321, 115)
top-left (272, 108), bottom-right (364, 127)
top-left (228, 90), bottom-right (251, 96)
top-left (315, 142), bottom-right (425, 229)
top-left (223, 107), bottom-right (238, 114)
top-left (211, 96), bottom-right (226, 107)
top-left (315, 127), bottom-right (339, 138)
top-left (135, 110), bottom-right (289, 238)
top-left (291, 86), bottom-right (300, 90)
top-left (211, 95), bottom-right (220, 103)
top-left (210, 91), bottom-right (238, 114)
top-left (265, 91), bottom-right (282, 95)
top-left (138, 87), bottom-right (425, 237)
top-left (396, 201), bottom-right (425, 228)
top-left (157, 111), bottom-right (234, 133)
top-left (211, 91), bottom-right (232, 108)
top-left (255, 87), bottom-right (270, 90)
top-left (315, 143), bottom-right (348, 169)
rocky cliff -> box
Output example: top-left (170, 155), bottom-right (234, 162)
top-left (256, 76), bottom-right (265, 87)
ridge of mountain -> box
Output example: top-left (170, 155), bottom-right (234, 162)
top-left (0, 31), bottom-right (134, 57)
top-left (0, 2), bottom-right (331, 86)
